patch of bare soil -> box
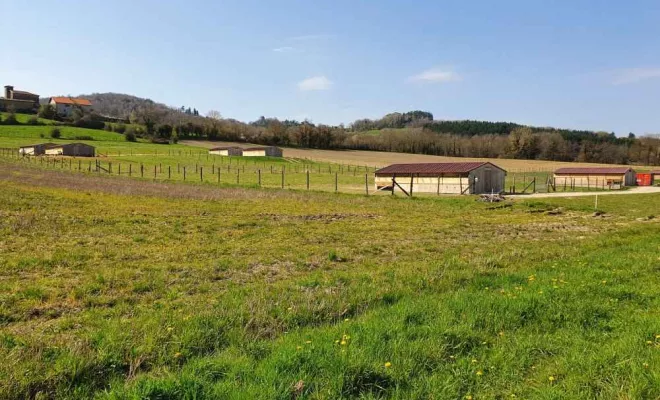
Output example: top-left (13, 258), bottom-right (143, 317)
top-left (258, 213), bottom-right (380, 223)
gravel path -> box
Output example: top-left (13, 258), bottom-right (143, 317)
top-left (509, 186), bottom-right (660, 199)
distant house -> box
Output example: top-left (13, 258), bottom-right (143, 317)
top-left (209, 146), bottom-right (243, 156)
top-left (553, 167), bottom-right (636, 189)
top-left (44, 143), bottom-right (95, 157)
top-left (242, 146), bottom-right (283, 157)
top-left (375, 162), bottom-right (506, 195)
top-left (19, 143), bottom-right (57, 156)
top-left (49, 97), bottom-right (93, 117)
top-left (1, 85), bottom-right (39, 113)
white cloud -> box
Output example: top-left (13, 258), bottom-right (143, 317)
top-left (407, 68), bottom-right (461, 84)
top-left (611, 67), bottom-right (660, 85)
top-left (297, 76), bottom-right (333, 91)
top-left (272, 46), bottom-right (296, 53)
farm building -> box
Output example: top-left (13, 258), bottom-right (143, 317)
top-left (49, 97), bottom-right (93, 117)
top-left (553, 167), bottom-right (636, 189)
top-left (375, 162), bottom-right (506, 195)
top-left (209, 146), bottom-right (243, 156)
top-left (242, 146), bottom-right (283, 157)
top-left (1, 85), bottom-right (40, 112)
top-left (19, 143), bottom-right (57, 156)
top-left (44, 143), bottom-right (95, 157)
top-left (652, 171), bottom-right (660, 185)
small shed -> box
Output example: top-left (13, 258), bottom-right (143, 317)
top-left (651, 170), bottom-right (660, 185)
top-left (45, 143), bottom-right (95, 157)
top-left (553, 167), bottom-right (636, 189)
top-left (242, 146), bottom-right (283, 157)
top-left (374, 162), bottom-right (506, 195)
top-left (209, 146), bottom-right (243, 156)
top-left (19, 143), bottom-right (57, 156)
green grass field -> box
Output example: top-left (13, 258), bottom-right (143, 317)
top-left (0, 160), bottom-right (658, 399)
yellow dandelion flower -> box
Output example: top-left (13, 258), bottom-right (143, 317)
top-left (166, 327), bottom-right (173, 332)
top-left (476, 370), bottom-right (483, 376)
top-left (471, 359), bottom-right (478, 364)
top-left (305, 340), bottom-right (311, 344)
top-left (646, 340), bottom-right (653, 345)
top-left (384, 362), bottom-right (392, 368)
top-left (498, 331), bottom-right (505, 336)
top-left (655, 334), bottom-right (660, 339)
top-left (340, 340), bottom-right (347, 346)
top-left (296, 346), bottom-right (302, 350)
top-left (548, 376), bottom-right (555, 382)
top-left (334, 340), bottom-right (340, 344)
top-left (528, 275), bottom-right (535, 281)
top-left (465, 395), bottom-right (473, 400)
top-left (174, 352), bottom-right (182, 358)
top-left (601, 280), bottom-right (607, 284)
top-left (344, 318), bottom-right (350, 322)
top-left (643, 362), bottom-right (649, 368)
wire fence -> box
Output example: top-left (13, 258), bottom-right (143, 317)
top-left (0, 148), bottom-right (631, 196)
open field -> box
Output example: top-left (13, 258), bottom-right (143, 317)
top-left (1, 161), bottom-right (659, 399)
top-left (184, 140), bottom-right (657, 173)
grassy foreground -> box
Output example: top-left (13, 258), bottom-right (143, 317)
top-left (1, 162), bottom-right (659, 399)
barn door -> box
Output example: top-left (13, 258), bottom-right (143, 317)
top-left (484, 168), bottom-right (492, 192)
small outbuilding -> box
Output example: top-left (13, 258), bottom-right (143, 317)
top-left (553, 167), bottom-right (636, 189)
top-left (44, 143), bottom-right (95, 157)
top-left (19, 143), bottom-right (57, 156)
top-left (650, 171), bottom-right (660, 185)
top-left (209, 146), bottom-right (243, 156)
top-left (242, 146), bottom-right (283, 157)
top-left (375, 162), bottom-right (506, 195)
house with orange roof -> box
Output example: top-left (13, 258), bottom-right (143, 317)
top-left (49, 97), bottom-right (93, 117)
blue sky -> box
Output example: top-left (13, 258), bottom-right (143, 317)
top-left (3, 1), bottom-right (660, 135)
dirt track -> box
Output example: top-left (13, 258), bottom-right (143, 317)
top-left (508, 186), bottom-right (660, 199)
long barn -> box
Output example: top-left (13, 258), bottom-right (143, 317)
top-left (375, 162), bottom-right (506, 195)
top-left (553, 167), bottom-right (636, 189)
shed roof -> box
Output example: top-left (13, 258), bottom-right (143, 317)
top-left (49, 97), bottom-right (93, 106)
top-left (20, 142), bottom-right (57, 148)
top-left (50, 142), bottom-right (95, 149)
top-left (554, 167), bottom-right (633, 175)
top-left (243, 146), bottom-right (278, 151)
top-left (375, 162), bottom-right (501, 175)
top-left (209, 146), bottom-right (241, 151)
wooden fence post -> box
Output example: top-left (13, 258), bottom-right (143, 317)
top-left (237, 169), bottom-right (240, 184)
top-left (335, 172), bottom-right (338, 193)
top-left (168, 166), bottom-right (171, 179)
top-left (306, 170), bottom-right (310, 190)
top-left (258, 169), bottom-right (261, 186)
top-left (200, 167), bottom-right (203, 182)
top-left (129, 164), bottom-right (132, 176)
top-left (183, 167), bottom-right (186, 181)
top-left (281, 169), bottom-right (284, 189)
top-left (365, 174), bottom-right (369, 195)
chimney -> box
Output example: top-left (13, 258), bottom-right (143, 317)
top-left (4, 85), bottom-right (13, 99)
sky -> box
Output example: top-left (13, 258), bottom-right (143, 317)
top-left (3, 0), bottom-right (660, 135)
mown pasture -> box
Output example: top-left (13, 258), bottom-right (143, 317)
top-left (0, 161), bottom-right (658, 399)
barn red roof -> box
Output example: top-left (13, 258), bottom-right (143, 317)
top-left (375, 162), bottom-right (500, 175)
top-left (50, 97), bottom-right (93, 106)
top-left (554, 167), bottom-right (633, 175)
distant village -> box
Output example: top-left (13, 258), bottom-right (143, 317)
top-left (1, 85), bottom-right (93, 118)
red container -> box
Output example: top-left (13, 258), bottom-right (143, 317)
top-left (636, 173), bottom-right (652, 186)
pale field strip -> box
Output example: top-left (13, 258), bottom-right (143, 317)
top-left (182, 140), bottom-right (655, 173)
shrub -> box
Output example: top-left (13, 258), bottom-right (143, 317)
top-left (125, 129), bottom-right (137, 142)
top-left (27, 116), bottom-right (40, 125)
top-left (114, 124), bottom-right (126, 134)
top-left (39, 133), bottom-right (45, 138)
top-left (38, 104), bottom-right (56, 120)
top-left (4, 113), bottom-right (18, 125)
top-left (104, 124), bottom-right (112, 131)
top-left (50, 128), bottom-right (61, 139)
